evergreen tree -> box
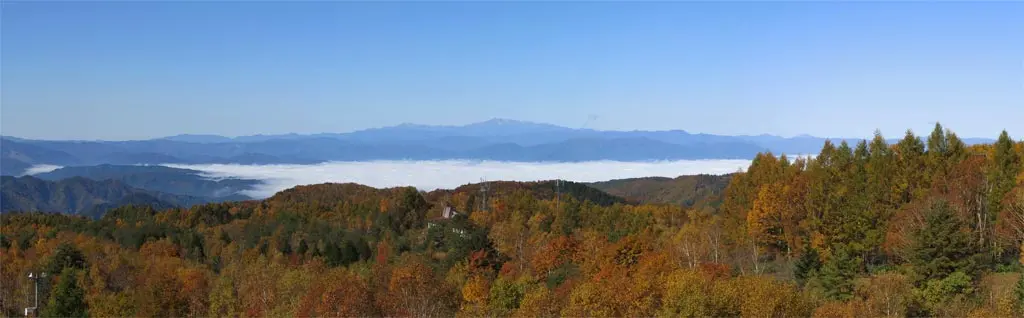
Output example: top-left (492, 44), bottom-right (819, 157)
top-left (325, 241), bottom-right (343, 266)
top-left (464, 194), bottom-right (476, 214)
top-left (1015, 272), bottom-right (1024, 314)
top-left (909, 200), bottom-right (982, 282)
top-left (276, 234), bottom-right (291, 254)
top-left (44, 243), bottom-right (87, 275)
top-left (393, 187), bottom-right (429, 233)
top-left (297, 239), bottom-right (308, 255)
top-left (794, 245), bottom-right (823, 286)
top-left (817, 246), bottom-right (860, 301)
top-left (341, 238), bottom-right (360, 265)
top-left (41, 268), bottom-right (87, 318)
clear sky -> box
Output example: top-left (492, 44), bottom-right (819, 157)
top-left (2, 2), bottom-right (1021, 140)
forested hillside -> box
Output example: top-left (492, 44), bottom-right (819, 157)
top-left (588, 174), bottom-right (732, 210)
top-left (35, 164), bottom-right (256, 200)
top-left (1, 124), bottom-right (1022, 317)
top-left (0, 176), bottom-right (215, 219)
top-left (434, 180), bottom-right (631, 209)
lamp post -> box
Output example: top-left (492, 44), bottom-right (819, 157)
top-left (25, 272), bottom-right (46, 317)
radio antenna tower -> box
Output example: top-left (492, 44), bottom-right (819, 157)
top-left (555, 178), bottom-right (562, 209)
top-left (479, 177), bottom-right (490, 212)
top-left (555, 114), bottom-right (596, 209)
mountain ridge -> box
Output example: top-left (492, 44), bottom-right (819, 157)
top-left (1, 119), bottom-right (999, 176)
top-left (142, 118), bottom-right (999, 143)
top-left (3, 118), bottom-right (1004, 143)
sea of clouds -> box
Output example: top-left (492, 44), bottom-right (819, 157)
top-left (21, 164), bottom-right (62, 176)
top-left (165, 159), bottom-right (752, 198)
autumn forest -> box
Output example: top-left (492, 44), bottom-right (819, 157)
top-left (2, 124), bottom-right (1024, 318)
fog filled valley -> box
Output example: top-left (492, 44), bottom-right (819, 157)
top-left (165, 159), bottom-right (752, 198)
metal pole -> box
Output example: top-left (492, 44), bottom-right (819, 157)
top-left (27, 272), bottom-right (44, 317)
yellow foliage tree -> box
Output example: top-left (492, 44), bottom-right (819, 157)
top-left (458, 274), bottom-right (491, 317)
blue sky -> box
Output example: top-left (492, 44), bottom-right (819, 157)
top-left (2, 2), bottom-right (1021, 140)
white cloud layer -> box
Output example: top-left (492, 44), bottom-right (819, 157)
top-left (23, 164), bottom-right (62, 176)
top-left (168, 160), bottom-right (751, 198)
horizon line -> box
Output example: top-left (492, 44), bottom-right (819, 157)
top-left (0, 117), bottom-right (1008, 142)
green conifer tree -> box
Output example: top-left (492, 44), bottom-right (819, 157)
top-left (1015, 272), bottom-right (1024, 314)
top-left (817, 246), bottom-right (860, 300)
top-left (909, 200), bottom-right (982, 282)
top-left (794, 245), bottom-right (823, 286)
top-left (41, 268), bottom-right (87, 318)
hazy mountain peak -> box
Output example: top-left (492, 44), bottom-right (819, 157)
top-left (161, 134), bottom-right (233, 143)
top-left (466, 118), bottom-right (546, 127)
top-left (395, 122), bottom-right (433, 128)
top-left (476, 118), bottom-right (530, 125)
top-left (470, 118), bottom-right (572, 130)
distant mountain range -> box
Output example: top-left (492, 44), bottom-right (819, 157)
top-left (1, 118), bottom-right (996, 176)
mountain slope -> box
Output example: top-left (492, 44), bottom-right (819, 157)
top-left (588, 174), bottom-right (733, 210)
top-left (0, 158), bottom-right (31, 177)
top-left (1, 139), bottom-right (80, 175)
top-left (35, 164), bottom-right (256, 200)
top-left (436, 179), bottom-right (630, 207)
top-left (0, 176), bottom-right (211, 219)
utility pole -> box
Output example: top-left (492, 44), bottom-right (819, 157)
top-left (26, 272), bottom-right (46, 317)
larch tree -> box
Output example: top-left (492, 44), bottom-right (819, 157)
top-left (990, 131), bottom-right (1023, 224)
top-left (997, 187), bottom-right (1024, 263)
top-left (867, 131), bottom-right (896, 212)
top-left (895, 130), bottom-right (928, 204)
top-left (806, 141), bottom-right (838, 253)
top-left (747, 183), bottom-right (787, 256)
top-left (926, 123), bottom-right (950, 184)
